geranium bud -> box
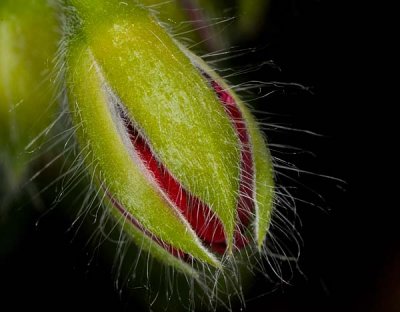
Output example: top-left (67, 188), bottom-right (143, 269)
top-left (237, 0), bottom-right (271, 38)
top-left (64, 0), bottom-right (274, 274)
top-left (0, 0), bottom-right (60, 183)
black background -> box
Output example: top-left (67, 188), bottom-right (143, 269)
top-left (1, 1), bottom-right (393, 311)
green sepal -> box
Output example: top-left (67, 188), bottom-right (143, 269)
top-left (66, 41), bottom-right (221, 269)
top-left (188, 52), bottom-right (275, 249)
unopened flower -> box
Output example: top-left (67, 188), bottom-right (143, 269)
top-left (65, 0), bottom-right (274, 274)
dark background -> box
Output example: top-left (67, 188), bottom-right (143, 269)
top-left (1, 0), bottom-right (393, 311)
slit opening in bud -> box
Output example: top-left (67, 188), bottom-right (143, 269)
top-left (199, 70), bottom-right (256, 250)
top-left (97, 53), bottom-right (256, 259)
top-left (106, 190), bottom-right (188, 260)
top-left (119, 105), bottom-right (229, 254)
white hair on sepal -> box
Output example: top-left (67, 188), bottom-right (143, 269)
top-left (189, 34), bottom-right (344, 303)
top-left (253, 125), bottom-right (345, 294)
top-left (141, 0), bottom-right (236, 54)
top-left (18, 0), bottom-right (86, 210)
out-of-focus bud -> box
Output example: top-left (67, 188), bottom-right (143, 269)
top-left (0, 0), bottom-right (60, 185)
top-left (64, 0), bottom-right (274, 274)
top-left (237, 0), bottom-right (271, 38)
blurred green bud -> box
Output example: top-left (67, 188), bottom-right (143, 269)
top-left (237, 0), bottom-right (270, 38)
top-left (0, 0), bottom-right (60, 184)
top-left (65, 0), bottom-right (274, 274)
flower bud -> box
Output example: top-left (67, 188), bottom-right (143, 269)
top-left (237, 0), bottom-right (271, 38)
top-left (65, 0), bottom-right (274, 274)
top-left (0, 0), bottom-right (60, 182)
